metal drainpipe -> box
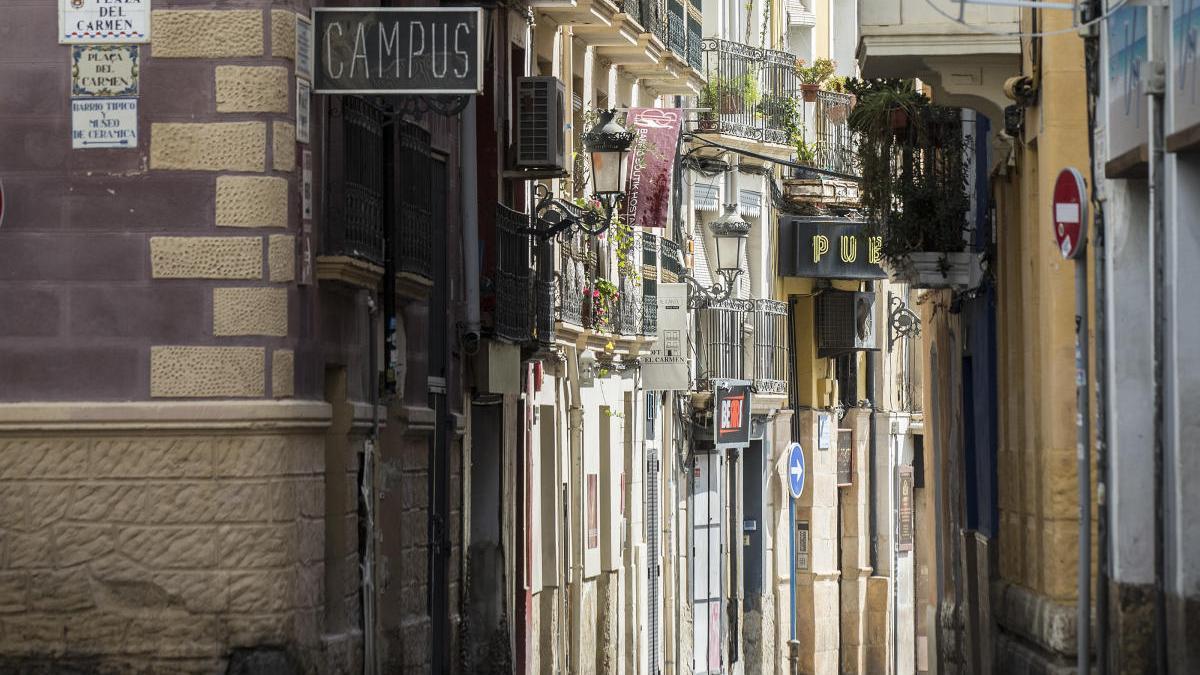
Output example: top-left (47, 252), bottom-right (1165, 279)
top-left (1147, 3), bottom-right (1169, 671)
top-left (1081, 1), bottom-right (1110, 669)
top-left (364, 292), bottom-right (380, 675)
top-left (867, 282), bottom-right (878, 574)
top-left (462, 98), bottom-right (481, 347)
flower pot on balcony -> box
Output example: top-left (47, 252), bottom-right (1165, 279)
top-left (801, 83), bottom-right (819, 102)
top-left (901, 251), bottom-right (980, 289)
top-left (889, 107), bottom-right (910, 130)
top-left (826, 102), bottom-right (849, 123)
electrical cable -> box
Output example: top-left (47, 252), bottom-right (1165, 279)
top-left (920, 0), bottom-right (1129, 38)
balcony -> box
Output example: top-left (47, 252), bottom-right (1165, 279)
top-left (857, 0), bottom-right (1019, 124)
top-left (696, 298), bottom-right (789, 396)
top-left (552, 233), bottom-right (660, 351)
top-left (698, 38), bottom-right (799, 149)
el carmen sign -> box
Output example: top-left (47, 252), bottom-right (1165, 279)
top-left (312, 8), bottom-right (484, 95)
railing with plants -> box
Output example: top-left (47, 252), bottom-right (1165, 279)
top-left (846, 78), bottom-right (972, 284)
top-left (812, 90), bottom-right (858, 176)
top-left (699, 39), bottom-right (799, 145)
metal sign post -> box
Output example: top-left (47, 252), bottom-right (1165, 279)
top-left (1053, 166), bottom-right (1090, 675)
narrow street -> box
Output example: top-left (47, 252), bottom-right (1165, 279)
top-left (0, 1), bottom-right (1196, 673)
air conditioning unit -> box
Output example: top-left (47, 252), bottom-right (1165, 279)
top-left (816, 290), bottom-right (878, 356)
top-left (516, 76), bottom-right (566, 172)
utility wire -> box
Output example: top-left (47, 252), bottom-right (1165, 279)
top-left (921, 0), bottom-right (1129, 38)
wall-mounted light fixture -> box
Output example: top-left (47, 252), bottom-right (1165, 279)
top-left (684, 203), bottom-right (752, 308)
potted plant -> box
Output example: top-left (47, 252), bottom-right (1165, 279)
top-left (797, 57), bottom-right (836, 102)
top-left (591, 278), bottom-right (619, 332)
top-left (757, 92), bottom-right (796, 130)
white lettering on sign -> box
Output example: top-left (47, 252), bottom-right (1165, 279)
top-left (1055, 203), bottom-right (1081, 223)
top-left (71, 97), bottom-right (138, 149)
top-left (60, 0), bottom-right (151, 44)
top-left (72, 45), bottom-right (138, 97)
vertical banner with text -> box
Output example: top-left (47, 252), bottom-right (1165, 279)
top-left (623, 108), bottom-right (682, 229)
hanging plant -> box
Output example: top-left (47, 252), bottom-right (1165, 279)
top-left (591, 278), bottom-right (619, 332)
top-left (847, 79), bottom-right (970, 265)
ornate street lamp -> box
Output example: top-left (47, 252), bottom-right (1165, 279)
top-left (529, 109), bottom-right (636, 238)
top-left (684, 203), bottom-right (752, 308)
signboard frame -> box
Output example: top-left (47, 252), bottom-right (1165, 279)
top-left (641, 283), bottom-right (689, 391)
top-left (296, 78), bottom-right (311, 144)
top-left (311, 7), bottom-right (485, 96)
top-left (778, 216), bottom-right (887, 280)
top-left (296, 14), bottom-right (314, 82)
top-left (714, 380), bottom-right (752, 447)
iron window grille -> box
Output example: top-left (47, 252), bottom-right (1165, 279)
top-left (696, 299), bottom-right (747, 390)
top-left (495, 204), bottom-right (533, 343)
top-left (752, 299), bottom-right (788, 395)
top-left (326, 97), bottom-right (386, 264)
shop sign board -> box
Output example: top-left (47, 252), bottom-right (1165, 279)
top-left (72, 45), bottom-right (138, 97)
top-left (71, 98), bottom-right (137, 149)
top-left (714, 380), bottom-right (751, 447)
top-left (836, 429), bottom-right (853, 486)
top-left (778, 217), bottom-right (887, 280)
top-left (60, 0), bottom-right (151, 44)
top-left (898, 466), bottom-right (914, 551)
top-left (1052, 168), bottom-right (1088, 259)
top-left (818, 413), bottom-right (831, 450)
top-left (641, 283), bottom-right (689, 391)
top-left (312, 8), bottom-right (484, 94)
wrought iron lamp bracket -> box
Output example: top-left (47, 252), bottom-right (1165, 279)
top-left (521, 184), bottom-right (617, 239)
top-left (683, 271), bottom-right (753, 311)
top-left (887, 291), bottom-right (921, 352)
top-left (372, 94), bottom-right (472, 118)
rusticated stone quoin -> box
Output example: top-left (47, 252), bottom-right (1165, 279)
top-left (273, 122), bottom-right (297, 172)
top-left (216, 175), bottom-right (289, 228)
top-left (150, 346), bottom-right (266, 398)
top-left (150, 236), bottom-right (262, 280)
top-left (151, 10), bottom-right (264, 59)
top-left (212, 287), bottom-right (288, 337)
top-left (216, 66), bottom-right (290, 114)
top-left (151, 122), bottom-right (266, 172)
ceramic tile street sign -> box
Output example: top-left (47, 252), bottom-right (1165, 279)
top-left (72, 98), bottom-right (137, 149)
top-left (313, 8), bottom-right (484, 94)
top-left (60, 0), bottom-right (151, 44)
top-left (72, 45), bottom-right (138, 97)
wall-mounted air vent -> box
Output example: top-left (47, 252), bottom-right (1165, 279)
top-left (816, 290), bottom-right (878, 356)
top-left (516, 76), bottom-right (566, 171)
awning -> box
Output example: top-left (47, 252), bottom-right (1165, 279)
top-left (693, 182), bottom-right (720, 212)
top-left (739, 189), bottom-right (762, 219)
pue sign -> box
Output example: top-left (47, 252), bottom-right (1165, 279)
top-left (313, 8), bottom-right (484, 95)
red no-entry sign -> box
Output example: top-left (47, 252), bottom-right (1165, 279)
top-left (1052, 168), bottom-right (1087, 259)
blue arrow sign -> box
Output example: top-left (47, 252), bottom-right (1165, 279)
top-left (787, 442), bottom-right (805, 500)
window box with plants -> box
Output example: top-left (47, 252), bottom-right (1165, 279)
top-left (848, 79), bottom-right (980, 289)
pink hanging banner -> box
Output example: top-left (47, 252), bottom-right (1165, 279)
top-left (622, 108), bottom-right (683, 229)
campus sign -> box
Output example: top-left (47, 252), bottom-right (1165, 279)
top-left (312, 8), bottom-right (484, 94)
top-left (777, 217), bottom-right (887, 280)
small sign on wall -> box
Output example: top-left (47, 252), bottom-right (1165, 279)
top-left (818, 413), bottom-right (831, 450)
top-left (301, 149), bottom-right (313, 221)
top-left (296, 78), bottom-right (311, 144)
top-left (296, 15), bottom-right (313, 81)
top-left (72, 46), bottom-right (138, 97)
top-left (60, 0), bottom-right (151, 44)
top-left (898, 466), bottom-right (914, 552)
top-left (71, 98), bottom-right (137, 149)
top-left (836, 429), bottom-right (853, 486)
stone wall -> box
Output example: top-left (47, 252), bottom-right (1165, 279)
top-left (0, 403), bottom-right (330, 672)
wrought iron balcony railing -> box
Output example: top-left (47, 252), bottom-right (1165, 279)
top-left (695, 298), bottom-right (790, 395)
top-left (812, 90), bottom-right (858, 177)
top-left (325, 97), bottom-right (385, 264)
top-left (495, 204), bottom-right (532, 343)
top-left (699, 39), bottom-right (798, 146)
top-left (752, 299), bottom-right (788, 394)
top-left (697, 300), bottom-right (748, 391)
